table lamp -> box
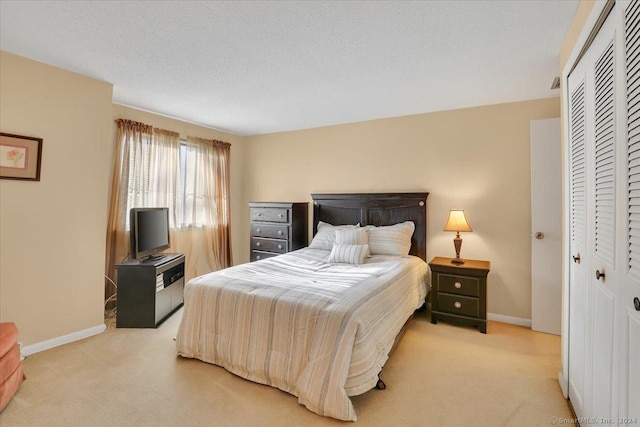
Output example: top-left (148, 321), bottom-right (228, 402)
top-left (444, 209), bottom-right (473, 264)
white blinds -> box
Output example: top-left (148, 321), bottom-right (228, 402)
top-left (571, 81), bottom-right (587, 252)
top-left (626, 0), bottom-right (640, 278)
top-left (594, 40), bottom-right (616, 265)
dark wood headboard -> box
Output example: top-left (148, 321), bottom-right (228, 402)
top-left (311, 192), bottom-right (429, 261)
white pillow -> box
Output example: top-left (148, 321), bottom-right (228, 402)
top-left (367, 221), bottom-right (415, 256)
top-left (335, 228), bottom-right (370, 257)
top-left (328, 244), bottom-right (369, 265)
top-left (308, 221), bottom-right (359, 251)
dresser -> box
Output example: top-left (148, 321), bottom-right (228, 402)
top-left (249, 202), bottom-right (308, 262)
top-left (428, 257), bottom-right (490, 333)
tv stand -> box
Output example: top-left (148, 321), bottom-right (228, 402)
top-left (115, 253), bottom-right (185, 328)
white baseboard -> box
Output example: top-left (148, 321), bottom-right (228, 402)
top-left (487, 313), bottom-right (532, 328)
top-left (21, 324), bottom-right (106, 358)
top-left (557, 371), bottom-right (569, 398)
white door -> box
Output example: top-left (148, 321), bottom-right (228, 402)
top-left (531, 118), bottom-right (562, 335)
top-left (566, 7), bottom-right (619, 421)
top-left (568, 67), bottom-right (591, 419)
top-left (587, 14), bottom-right (618, 420)
top-left (565, 1), bottom-right (640, 424)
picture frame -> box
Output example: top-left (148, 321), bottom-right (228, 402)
top-left (0, 132), bottom-right (43, 181)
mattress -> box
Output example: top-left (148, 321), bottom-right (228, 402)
top-left (176, 248), bottom-right (427, 421)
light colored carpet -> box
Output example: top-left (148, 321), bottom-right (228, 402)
top-left (0, 309), bottom-right (572, 426)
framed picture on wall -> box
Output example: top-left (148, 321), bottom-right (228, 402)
top-left (0, 132), bottom-right (43, 181)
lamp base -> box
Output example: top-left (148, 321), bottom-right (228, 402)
top-left (451, 233), bottom-right (465, 265)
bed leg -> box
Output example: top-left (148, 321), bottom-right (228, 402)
top-left (376, 378), bottom-right (386, 390)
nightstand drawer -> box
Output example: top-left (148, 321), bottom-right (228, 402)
top-left (438, 274), bottom-right (479, 297)
top-left (251, 223), bottom-right (289, 239)
top-left (250, 250), bottom-right (279, 262)
top-left (250, 207), bottom-right (289, 223)
top-left (251, 237), bottom-right (288, 253)
top-left (437, 293), bottom-right (479, 318)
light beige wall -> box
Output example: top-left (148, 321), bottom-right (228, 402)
top-left (245, 98), bottom-right (560, 320)
top-left (111, 105), bottom-right (246, 265)
top-left (0, 51), bottom-right (113, 346)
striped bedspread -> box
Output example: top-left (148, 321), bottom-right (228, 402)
top-left (176, 248), bottom-right (427, 421)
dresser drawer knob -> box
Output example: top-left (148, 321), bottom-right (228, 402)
top-left (256, 255), bottom-right (261, 260)
top-left (256, 242), bottom-right (261, 247)
top-left (256, 212), bottom-right (262, 217)
top-left (278, 230), bottom-right (283, 235)
top-left (454, 301), bottom-right (462, 309)
top-left (278, 213), bottom-right (284, 218)
top-left (277, 244), bottom-right (283, 249)
top-left (256, 228), bottom-right (261, 233)
top-left (454, 282), bottom-right (462, 289)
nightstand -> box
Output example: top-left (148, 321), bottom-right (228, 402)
top-left (428, 257), bottom-right (490, 333)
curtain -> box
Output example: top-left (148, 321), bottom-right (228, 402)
top-left (175, 136), bottom-right (232, 276)
top-left (105, 119), bottom-right (154, 303)
top-left (105, 120), bottom-right (233, 308)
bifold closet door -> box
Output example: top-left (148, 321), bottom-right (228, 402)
top-left (588, 12), bottom-right (618, 420)
top-left (567, 4), bottom-right (620, 422)
top-left (568, 44), bottom-right (591, 421)
top-left (566, 1), bottom-right (640, 423)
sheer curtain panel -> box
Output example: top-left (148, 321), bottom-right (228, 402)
top-left (105, 119), bottom-right (153, 304)
top-left (173, 136), bottom-right (232, 277)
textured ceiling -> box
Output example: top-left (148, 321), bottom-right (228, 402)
top-left (0, 1), bottom-right (578, 136)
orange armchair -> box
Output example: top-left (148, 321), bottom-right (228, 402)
top-left (0, 323), bottom-right (26, 412)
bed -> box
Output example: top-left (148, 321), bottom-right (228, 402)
top-left (176, 192), bottom-right (429, 421)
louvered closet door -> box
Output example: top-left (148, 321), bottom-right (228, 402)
top-left (567, 6), bottom-right (621, 422)
top-left (588, 13), bottom-right (619, 420)
top-left (568, 55), bottom-right (591, 420)
top-left (621, 0), bottom-right (640, 420)
top-left (566, 1), bottom-right (640, 424)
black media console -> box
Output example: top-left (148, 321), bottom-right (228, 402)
top-left (115, 253), bottom-right (185, 328)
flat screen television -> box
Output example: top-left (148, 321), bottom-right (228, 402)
top-left (130, 207), bottom-right (171, 262)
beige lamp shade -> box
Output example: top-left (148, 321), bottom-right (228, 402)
top-left (444, 209), bottom-right (473, 232)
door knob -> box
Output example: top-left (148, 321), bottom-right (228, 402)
top-left (535, 232), bottom-right (544, 240)
top-left (572, 253), bottom-right (581, 264)
top-left (595, 269), bottom-right (606, 282)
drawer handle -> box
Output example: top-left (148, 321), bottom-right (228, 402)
top-left (256, 228), bottom-right (261, 233)
top-left (256, 255), bottom-right (261, 260)
top-left (278, 230), bottom-right (283, 235)
top-left (256, 242), bottom-right (261, 247)
top-left (278, 213), bottom-right (284, 218)
top-left (256, 212), bottom-right (262, 217)
top-left (454, 301), bottom-right (462, 309)
top-left (454, 282), bottom-right (462, 289)
top-left (277, 244), bottom-right (283, 249)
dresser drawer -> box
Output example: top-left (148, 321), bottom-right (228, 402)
top-left (437, 293), bottom-right (479, 318)
top-left (250, 207), bottom-right (289, 223)
top-left (250, 250), bottom-right (279, 262)
top-left (438, 274), bottom-right (479, 297)
top-left (251, 223), bottom-right (289, 239)
top-left (251, 237), bottom-right (288, 253)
